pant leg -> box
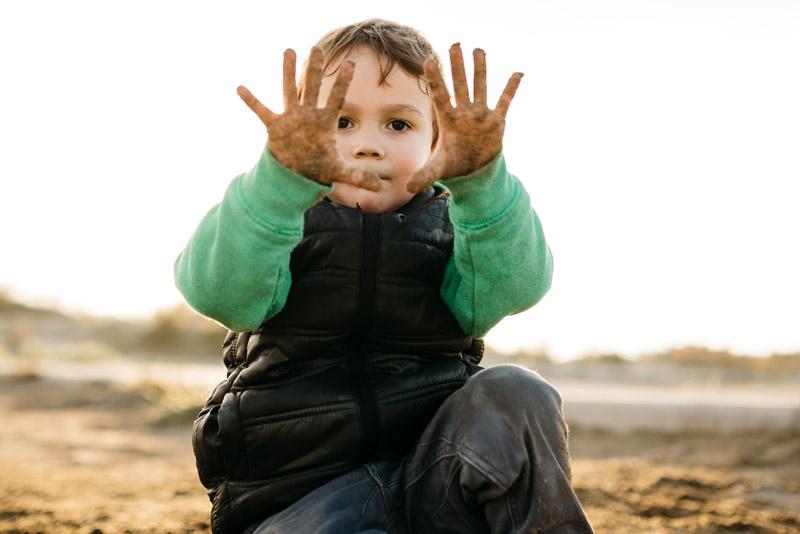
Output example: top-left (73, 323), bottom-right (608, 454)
top-left (246, 462), bottom-right (402, 534)
top-left (400, 364), bottom-right (594, 534)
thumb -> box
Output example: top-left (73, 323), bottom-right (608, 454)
top-left (237, 85), bottom-right (277, 127)
top-left (406, 159), bottom-right (443, 194)
top-left (328, 162), bottom-right (382, 192)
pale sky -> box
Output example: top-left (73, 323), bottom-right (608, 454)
top-left (1, 1), bottom-right (798, 360)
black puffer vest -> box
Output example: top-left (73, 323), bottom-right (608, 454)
top-left (193, 187), bottom-right (484, 533)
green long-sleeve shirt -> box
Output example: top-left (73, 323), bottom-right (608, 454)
top-left (174, 147), bottom-right (553, 338)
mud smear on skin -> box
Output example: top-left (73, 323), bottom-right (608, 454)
top-left (238, 47), bottom-right (381, 192)
top-left (405, 43), bottom-right (522, 192)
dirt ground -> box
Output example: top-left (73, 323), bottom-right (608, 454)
top-left (0, 374), bottom-right (798, 534)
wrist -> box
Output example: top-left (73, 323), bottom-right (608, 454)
top-left (237, 146), bottom-right (331, 228)
top-left (440, 151), bottom-right (517, 224)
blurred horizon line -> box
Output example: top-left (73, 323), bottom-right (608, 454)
top-left (2, 285), bottom-right (798, 362)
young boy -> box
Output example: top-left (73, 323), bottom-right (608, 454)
top-left (177, 19), bottom-right (593, 534)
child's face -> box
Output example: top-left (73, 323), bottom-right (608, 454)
top-left (317, 46), bottom-right (435, 214)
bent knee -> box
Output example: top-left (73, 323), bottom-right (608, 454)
top-left (466, 364), bottom-right (563, 408)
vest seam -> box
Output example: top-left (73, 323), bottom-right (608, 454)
top-left (378, 380), bottom-right (467, 405)
top-left (241, 402), bottom-right (358, 426)
top-left (292, 269), bottom-right (359, 277)
top-left (380, 238), bottom-right (451, 250)
top-left (348, 213), bottom-right (381, 462)
top-left (225, 461), bottom-right (355, 488)
top-left (373, 277), bottom-right (439, 286)
top-left (302, 228), bottom-right (362, 237)
top-left (369, 332), bottom-right (471, 341)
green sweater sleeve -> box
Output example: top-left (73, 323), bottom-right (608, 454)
top-left (174, 146), bottom-right (330, 331)
top-left (438, 152), bottom-right (553, 338)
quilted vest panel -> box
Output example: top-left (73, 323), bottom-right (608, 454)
top-left (193, 188), bottom-right (479, 533)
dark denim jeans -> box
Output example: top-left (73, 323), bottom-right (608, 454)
top-left (246, 364), bottom-right (594, 533)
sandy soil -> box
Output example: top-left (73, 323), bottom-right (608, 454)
top-left (0, 374), bottom-right (798, 534)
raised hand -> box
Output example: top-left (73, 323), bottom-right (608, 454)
top-left (406, 44), bottom-right (523, 193)
top-left (237, 47), bottom-right (380, 191)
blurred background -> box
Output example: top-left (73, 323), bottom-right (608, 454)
top-left (1, 1), bottom-right (798, 532)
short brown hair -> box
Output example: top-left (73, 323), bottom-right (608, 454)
top-left (299, 18), bottom-right (442, 144)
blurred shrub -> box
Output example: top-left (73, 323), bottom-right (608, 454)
top-left (0, 333), bottom-right (44, 380)
top-left (53, 340), bottom-right (121, 361)
top-left (126, 380), bottom-right (205, 427)
top-left (573, 352), bottom-right (630, 365)
top-left (0, 288), bottom-right (17, 312)
top-left (504, 348), bottom-right (553, 368)
top-left (640, 345), bottom-right (800, 383)
top-left (642, 346), bottom-right (738, 366)
top-left (140, 304), bottom-right (226, 357)
top-left (486, 344), bottom-right (800, 384)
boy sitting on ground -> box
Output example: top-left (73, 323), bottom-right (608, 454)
top-left (177, 18), bottom-right (593, 534)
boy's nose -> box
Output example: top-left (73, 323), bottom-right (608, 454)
top-left (352, 141), bottom-right (384, 160)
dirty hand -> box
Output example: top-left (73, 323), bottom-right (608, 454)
top-left (237, 47), bottom-right (380, 191)
top-left (406, 44), bottom-right (523, 193)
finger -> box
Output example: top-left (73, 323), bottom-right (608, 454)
top-left (424, 59), bottom-right (454, 116)
top-left (324, 60), bottom-right (354, 112)
top-left (405, 158), bottom-right (445, 194)
top-left (473, 48), bottom-right (487, 105)
top-left (237, 85), bottom-right (278, 126)
top-left (448, 43), bottom-right (470, 106)
top-left (495, 72), bottom-right (524, 119)
top-left (349, 169), bottom-right (382, 192)
top-left (329, 164), bottom-right (382, 192)
top-left (302, 46), bottom-right (324, 107)
top-left (283, 49), bottom-right (298, 110)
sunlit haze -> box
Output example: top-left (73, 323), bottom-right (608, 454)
top-left (1, 1), bottom-right (798, 360)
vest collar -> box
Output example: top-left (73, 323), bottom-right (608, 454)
top-left (397, 186), bottom-right (437, 214)
top-left (322, 186), bottom-right (438, 216)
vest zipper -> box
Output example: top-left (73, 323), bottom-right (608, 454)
top-left (348, 212), bottom-right (381, 462)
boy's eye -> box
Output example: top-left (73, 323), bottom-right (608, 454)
top-left (338, 117), bottom-right (352, 129)
top-left (388, 119), bottom-right (411, 132)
